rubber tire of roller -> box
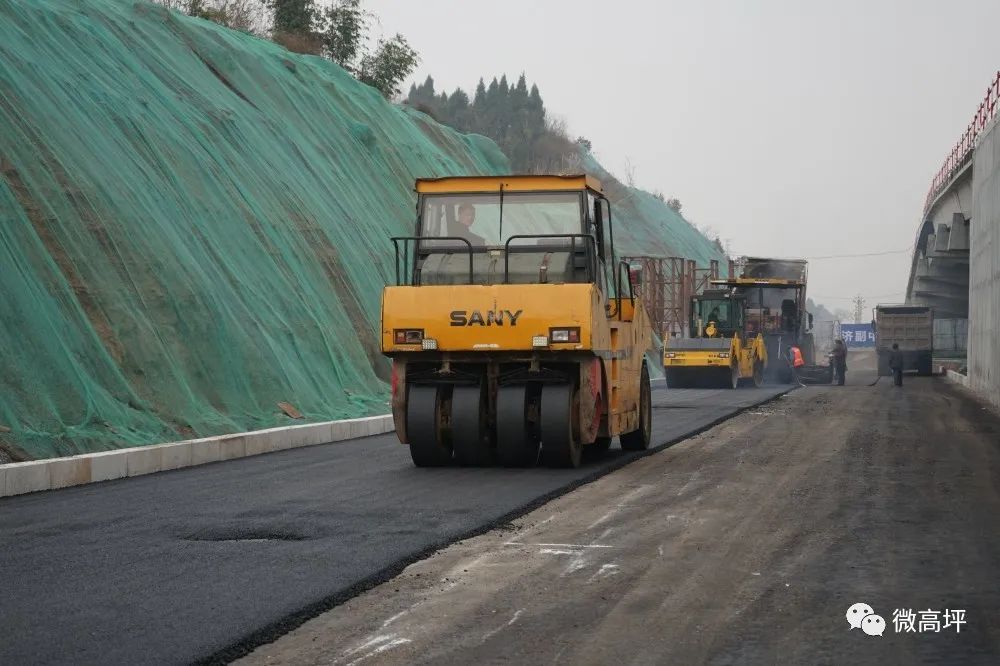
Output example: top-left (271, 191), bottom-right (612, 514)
top-left (496, 385), bottom-right (539, 467)
top-left (451, 384), bottom-right (494, 466)
top-left (621, 364), bottom-right (652, 451)
top-left (665, 368), bottom-right (688, 389)
top-left (406, 385), bottom-right (452, 467)
top-left (541, 383), bottom-right (582, 468)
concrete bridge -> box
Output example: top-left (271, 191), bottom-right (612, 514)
top-left (907, 71), bottom-right (1000, 407)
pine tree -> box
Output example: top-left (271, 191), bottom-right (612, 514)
top-left (446, 88), bottom-right (471, 131)
top-left (473, 79), bottom-right (487, 109)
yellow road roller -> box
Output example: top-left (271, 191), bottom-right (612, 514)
top-left (381, 175), bottom-right (653, 468)
top-left (664, 287), bottom-right (767, 388)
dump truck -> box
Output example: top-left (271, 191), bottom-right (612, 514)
top-left (873, 304), bottom-right (934, 376)
top-left (663, 286), bottom-right (767, 388)
top-left (380, 175), bottom-right (653, 468)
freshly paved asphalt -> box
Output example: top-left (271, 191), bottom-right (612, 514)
top-left (0, 383), bottom-right (790, 665)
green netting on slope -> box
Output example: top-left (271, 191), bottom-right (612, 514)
top-left (0, 1), bottom-right (725, 461)
top-left (0, 0), bottom-right (508, 459)
top-left (582, 153), bottom-right (729, 269)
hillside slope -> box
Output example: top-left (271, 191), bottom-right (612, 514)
top-left (0, 0), bottom-right (507, 459)
top-left (0, 0), bottom-right (725, 460)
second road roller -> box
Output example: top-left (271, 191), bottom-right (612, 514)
top-left (380, 175), bottom-right (653, 468)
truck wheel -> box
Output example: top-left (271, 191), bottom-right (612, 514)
top-left (541, 383), bottom-right (582, 468)
top-left (665, 368), bottom-right (688, 389)
top-left (918, 354), bottom-right (934, 376)
top-left (877, 352), bottom-right (890, 377)
top-left (451, 384), bottom-right (495, 466)
top-left (621, 365), bottom-right (652, 451)
top-left (496, 385), bottom-right (540, 467)
top-left (407, 385), bottom-right (452, 467)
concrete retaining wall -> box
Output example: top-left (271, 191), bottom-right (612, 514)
top-left (969, 118), bottom-right (1000, 409)
top-left (0, 414), bottom-right (394, 498)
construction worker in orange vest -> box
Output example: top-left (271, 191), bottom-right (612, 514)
top-left (789, 345), bottom-right (805, 368)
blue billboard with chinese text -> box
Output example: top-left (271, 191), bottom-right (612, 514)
top-left (840, 323), bottom-right (874, 347)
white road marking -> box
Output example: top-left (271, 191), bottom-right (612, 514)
top-left (562, 552), bottom-right (590, 576)
top-left (381, 610), bottom-right (409, 628)
top-left (587, 563), bottom-right (620, 583)
top-left (340, 634), bottom-right (411, 665)
top-left (540, 548), bottom-right (575, 556)
top-left (587, 485), bottom-right (654, 529)
top-left (481, 609), bottom-right (525, 642)
top-left (344, 635), bottom-right (412, 666)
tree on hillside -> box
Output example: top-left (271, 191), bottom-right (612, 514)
top-left (666, 197), bottom-right (682, 213)
top-left (154, 0), bottom-right (268, 33)
top-left (269, 0), bottom-right (314, 35)
top-left (358, 34), bottom-right (420, 99)
top-left (318, 0), bottom-right (369, 71)
top-left (405, 73), bottom-right (574, 172)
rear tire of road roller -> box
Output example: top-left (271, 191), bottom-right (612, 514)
top-left (752, 360), bottom-right (764, 387)
top-left (665, 368), bottom-right (689, 389)
top-left (496, 385), bottom-right (539, 467)
top-left (451, 384), bottom-right (495, 467)
top-left (407, 385), bottom-right (452, 467)
top-left (540, 383), bottom-right (582, 468)
top-left (621, 364), bottom-right (652, 451)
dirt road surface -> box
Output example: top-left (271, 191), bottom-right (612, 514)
top-left (241, 352), bottom-right (1000, 665)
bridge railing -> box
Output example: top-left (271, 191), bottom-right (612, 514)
top-left (924, 71), bottom-right (1000, 213)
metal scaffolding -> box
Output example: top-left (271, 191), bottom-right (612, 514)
top-left (624, 256), bottom-right (723, 339)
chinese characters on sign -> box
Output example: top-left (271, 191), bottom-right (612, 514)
top-left (840, 323), bottom-right (875, 348)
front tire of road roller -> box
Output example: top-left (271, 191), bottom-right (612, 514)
top-left (621, 364), bottom-right (652, 451)
top-left (497, 385), bottom-right (540, 467)
top-left (541, 383), bottom-right (582, 468)
top-left (407, 385), bottom-right (452, 467)
top-left (451, 384), bottom-right (495, 467)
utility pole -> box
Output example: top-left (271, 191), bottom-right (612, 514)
top-left (852, 294), bottom-right (865, 323)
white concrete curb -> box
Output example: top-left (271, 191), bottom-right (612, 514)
top-left (0, 414), bottom-right (394, 498)
top-left (945, 369), bottom-right (970, 387)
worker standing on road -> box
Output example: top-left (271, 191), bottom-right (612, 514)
top-left (788, 345), bottom-right (805, 369)
top-left (832, 339), bottom-right (847, 386)
top-left (786, 344), bottom-right (805, 384)
top-left (889, 343), bottom-right (904, 387)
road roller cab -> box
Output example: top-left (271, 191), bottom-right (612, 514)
top-left (381, 175), bottom-right (653, 468)
top-left (663, 288), bottom-right (768, 389)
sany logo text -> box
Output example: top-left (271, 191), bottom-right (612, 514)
top-left (450, 310), bottom-right (522, 327)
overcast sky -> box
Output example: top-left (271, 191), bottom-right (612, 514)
top-left (365, 0), bottom-right (999, 316)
